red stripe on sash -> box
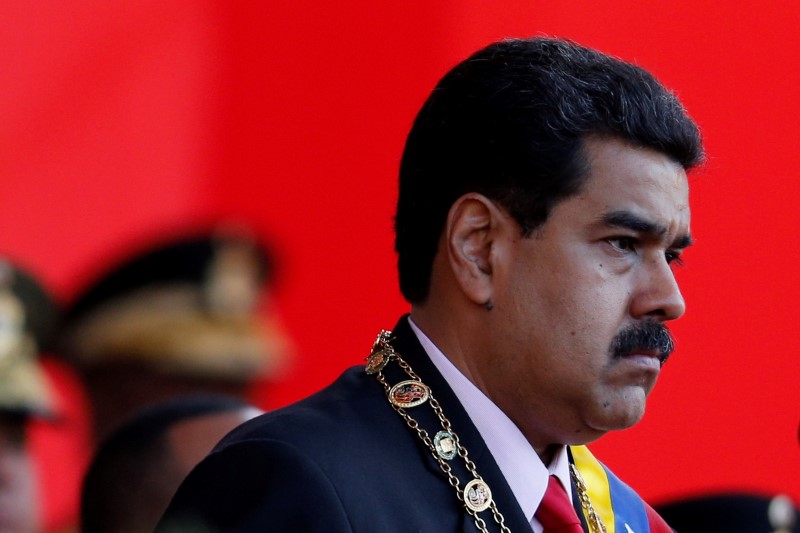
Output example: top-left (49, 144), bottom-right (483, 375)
top-left (645, 501), bottom-right (673, 533)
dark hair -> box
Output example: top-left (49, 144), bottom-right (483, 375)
top-left (395, 37), bottom-right (704, 303)
top-left (80, 394), bottom-right (250, 533)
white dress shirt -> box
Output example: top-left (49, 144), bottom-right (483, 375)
top-left (408, 318), bottom-right (573, 533)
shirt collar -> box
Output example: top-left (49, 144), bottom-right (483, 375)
top-left (408, 317), bottom-right (573, 525)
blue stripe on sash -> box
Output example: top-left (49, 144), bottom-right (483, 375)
top-left (602, 464), bottom-right (651, 533)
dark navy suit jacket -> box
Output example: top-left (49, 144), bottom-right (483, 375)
top-left (156, 316), bottom-right (570, 532)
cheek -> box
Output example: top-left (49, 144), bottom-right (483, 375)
top-left (573, 266), bottom-right (632, 329)
top-left (546, 287), bottom-right (626, 380)
top-left (501, 252), bottom-right (626, 354)
top-left (546, 282), bottom-right (617, 341)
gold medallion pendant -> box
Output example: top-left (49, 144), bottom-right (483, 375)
top-left (464, 479), bottom-right (493, 512)
top-left (434, 430), bottom-right (457, 460)
top-left (388, 380), bottom-right (430, 408)
top-left (365, 348), bottom-right (392, 375)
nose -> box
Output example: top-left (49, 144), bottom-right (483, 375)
top-left (630, 256), bottom-right (686, 321)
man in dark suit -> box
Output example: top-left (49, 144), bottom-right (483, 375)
top-left (158, 37), bottom-right (703, 532)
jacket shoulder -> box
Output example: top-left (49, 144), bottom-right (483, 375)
top-left (157, 438), bottom-right (354, 532)
top-left (219, 365), bottom-right (385, 453)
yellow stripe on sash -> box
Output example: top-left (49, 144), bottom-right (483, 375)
top-left (570, 445), bottom-right (615, 533)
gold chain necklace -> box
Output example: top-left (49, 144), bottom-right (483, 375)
top-left (365, 329), bottom-right (607, 533)
top-left (570, 464), bottom-right (608, 533)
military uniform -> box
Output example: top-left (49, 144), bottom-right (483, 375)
top-left (59, 229), bottom-right (291, 440)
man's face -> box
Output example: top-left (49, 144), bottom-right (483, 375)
top-left (483, 136), bottom-right (691, 449)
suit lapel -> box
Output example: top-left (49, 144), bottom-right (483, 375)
top-left (388, 316), bottom-right (532, 532)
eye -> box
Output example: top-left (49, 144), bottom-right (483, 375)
top-left (665, 250), bottom-right (684, 267)
top-left (607, 236), bottom-right (638, 253)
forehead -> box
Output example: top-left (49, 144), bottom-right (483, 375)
top-left (576, 137), bottom-right (691, 232)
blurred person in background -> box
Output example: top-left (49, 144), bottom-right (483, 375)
top-left (0, 260), bottom-right (58, 533)
top-left (81, 394), bottom-right (262, 533)
top-left (657, 492), bottom-right (798, 533)
top-left (59, 227), bottom-right (291, 442)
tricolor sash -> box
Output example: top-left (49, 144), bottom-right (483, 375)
top-left (570, 446), bottom-right (672, 533)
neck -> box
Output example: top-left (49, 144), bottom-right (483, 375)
top-left (411, 307), bottom-right (564, 469)
top-left (409, 304), bottom-right (486, 384)
top-left (537, 443), bottom-right (562, 467)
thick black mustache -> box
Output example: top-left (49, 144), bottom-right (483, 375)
top-left (610, 321), bottom-right (675, 365)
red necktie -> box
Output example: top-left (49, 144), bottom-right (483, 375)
top-left (535, 475), bottom-right (584, 532)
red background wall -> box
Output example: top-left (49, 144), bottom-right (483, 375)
top-left (2, 0), bottom-right (798, 520)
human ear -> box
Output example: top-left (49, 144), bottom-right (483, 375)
top-left (445, 193), bottom-right (505, 306)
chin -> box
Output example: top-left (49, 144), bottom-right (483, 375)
top-left (585, 413), bottom-right (643, 435)
top-left (563, 426), bottom-right (608, 446)
top-left (586, 395), bottom-right (647, 433)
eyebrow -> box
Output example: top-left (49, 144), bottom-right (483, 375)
top-left (601, 210), bottom-right (693, 249)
